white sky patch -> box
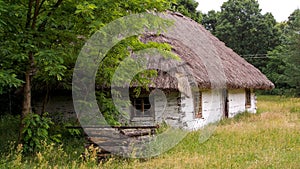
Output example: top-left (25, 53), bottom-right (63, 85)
top-left (196, 0), bottom-right (300, 22)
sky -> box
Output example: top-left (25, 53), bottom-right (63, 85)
top-left (195, 0), bottom-right (300, 22)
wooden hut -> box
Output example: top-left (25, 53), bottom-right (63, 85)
top-left (119, 11), bottom-right (274, 130)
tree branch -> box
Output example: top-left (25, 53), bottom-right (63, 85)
top-left (25, 0), bottom-right (34, 29)
top-left (38, 0), bottom-right (46, 14)
top-left (31, 0), bottom-right (40, 29)
top-left (38, 0), bottom-right (63, 32)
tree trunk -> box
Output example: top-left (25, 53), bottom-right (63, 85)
top-left (18, 70), bottom-right (32, 143)
top-left (22, 71), bottom-right (32, 116)
top-left (18, 50), bottom-right (34, 143)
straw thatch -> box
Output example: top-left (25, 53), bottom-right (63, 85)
top-left (135, 11), bottom-right (274, 90)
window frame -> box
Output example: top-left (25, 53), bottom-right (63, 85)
top-left (131, 96), bottom-right (153, 118)
top-left (195, 91), bottom-right (202, 118)
top-left (245, 88), bottom-right (251, 108)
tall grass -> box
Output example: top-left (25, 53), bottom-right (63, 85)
top-left (0, 114), bottom-right (19, 154)
top-left (0, 96), bottom-right (299, 168)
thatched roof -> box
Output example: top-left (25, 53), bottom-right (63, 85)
top-left (134, 11), bottom-right (274, 90)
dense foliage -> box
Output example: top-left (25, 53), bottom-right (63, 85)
top-left (172, 0), bottom-right (202, 23)
top-left (209, 0), bottom-right (280, 70)
top-left (21, 113), bottom-right (57, 153)
top-left (0, 0), bottom-right (175, 145)
top-left (264, 9), bottom-right (300, 96)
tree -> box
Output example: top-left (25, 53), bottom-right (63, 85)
top-left (284, 9), bottom-right (300, 96)
top-left (214, 0), bottom-right (280, 70)
top-left (172, 0), bottom-right (202, 23)
top-left (264, 9), bottom-right (300, 96)
top-left (0, 1), bottom-right (24, 94)
top-left (202, 10), bottom-right (219, 34)
top-left (263, 46), bottom-right (290, 95)
top-left (0, 0), bottom-right (175, 141)
top-left (0, 0), bottom-right (84, 142)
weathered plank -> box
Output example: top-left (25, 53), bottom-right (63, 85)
top-left (68, 125), bottom-right (159, 161)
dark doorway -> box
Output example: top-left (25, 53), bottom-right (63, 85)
top-left (222, 89), bottom-right (229, 118)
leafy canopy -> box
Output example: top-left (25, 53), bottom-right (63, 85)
top-left (208, 0), bottom-right (280, 70)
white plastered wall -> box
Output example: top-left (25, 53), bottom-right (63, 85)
top-left (227, 89), bottom-right (246, 118)
top-left (152, 88), bottom-right (257, 130)
top-left (227, 89), bottom-right (256, 117)
top-left (182, 90), bottom-right (223, 130)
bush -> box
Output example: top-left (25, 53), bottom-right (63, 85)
top-left (22, 113), bottom-right (59, 154)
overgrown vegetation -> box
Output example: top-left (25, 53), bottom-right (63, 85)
top-left (0, 96), bottom-right (299, 168)
top-left (21, 112), bottom-right (65, 154)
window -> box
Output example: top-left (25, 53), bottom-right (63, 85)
top-left (131, 97), bottom-right (152, 117)
top-left (195, 92), bottom-right (202, 118)
top-left (245, 89), bottom-right (251, 108)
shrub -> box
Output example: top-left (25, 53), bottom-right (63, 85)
top-left (22, 112), bottom-right (58, 154)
